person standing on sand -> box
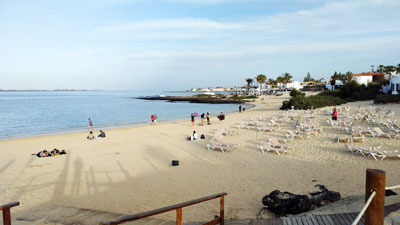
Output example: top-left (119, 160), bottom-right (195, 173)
top-left (243, 107), bottom-right (245, 112)
top-left (206, 112), bottom-right (211, 125)
top-left (332, 107), bottom-right (338, 120)
top-left (154, 114), bottom-right (158, 124)
top-left (151, 114), bottom-right (155, 125)
top-left (88, 118), bottom-right (93, 131)
top-left (191, 113), bottom-right (195, 126)
top-left (200, 113), bottom-right (204, 126)
top-left (239, 105), bottom-right (242, 113)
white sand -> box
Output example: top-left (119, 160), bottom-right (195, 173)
top-left (0, 93), bottom-right (399, 224)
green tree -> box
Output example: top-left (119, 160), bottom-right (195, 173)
top-left (276, 76), bottom-right (284, 84)
top-left (330, 72), bottom-right (339, 90)
top-left (384, 65), bottom-right (395, 74)
top-left (304, 72), bottom-right (314, 82)
top-left (245, 78), bottom-right (253, 95)
top-left (378, 65), bottom-right (384, 73)
top-left (283, 73), bottom-right (292, 83)
top-left (256, 74), bottom-right (267, 93)
top-left (344, 71), bottom-right (353, 84)
top-left (267, 78), bottom-right (276, 86)
top-left (397, 64), bottom-right (400, 73)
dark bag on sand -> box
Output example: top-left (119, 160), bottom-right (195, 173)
top-left (200, 134), bottom-right (206, 139)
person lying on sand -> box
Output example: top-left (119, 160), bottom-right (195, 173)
top-left (35, 150), bottom-right (49, 157)
top-left (33, 149), bottom-right (67, 157)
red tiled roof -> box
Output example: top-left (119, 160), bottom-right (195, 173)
top-left (352, 72), bottom-right (385, 77)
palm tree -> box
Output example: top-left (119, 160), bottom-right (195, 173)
top-left (344, 71), bottom-right (353, 83)
top-left (283, 73), bottom-right (292, 84)
top-left (256, 74), bottom-right (267, 94)
top-left (384, 65), bottom-right (395, 74)
top-left (245, 78), bottom-right (253, 95)
top-left (330, 71), bottom-right (339, 90)
top-left (378, 65), bottom-right (384, 73)
top-left (267, 78), bottom-right (275, 86)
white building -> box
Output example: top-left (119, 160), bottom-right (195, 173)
top-left (325, 80), bottom-right (343, 90)
top-left (285, 81), bottom-right (304, 90)
top-left (352, 72), bottom-right (385, 86)
top-left (383, 73), bottom-right (400, 95)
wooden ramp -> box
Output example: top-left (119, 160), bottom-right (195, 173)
top-left (249, 203), bottom-right (400, 225)
top-left (16, 205), bottom-right (176, 225)
top-left (16, 205), bottom-right (250, 225)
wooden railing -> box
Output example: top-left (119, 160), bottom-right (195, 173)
top-left (99, 192), bottom-right (227, 225)
top-left (0, 201), bottom-right (20, 225)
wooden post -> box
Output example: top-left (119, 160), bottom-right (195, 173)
top-left (3, 208), bottom-right (11, 225)
top-left (176, 208), bottom-right (182, 225)
top-left (365, 169), bottom-right (386, 225)
top-left (220, 196), bottom-right (224, 225)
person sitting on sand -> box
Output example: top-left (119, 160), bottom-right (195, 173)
top-left (87, 131), bottom-right (95, 140)
top-left (98, 130), bottom-right (106, 138)
top-left (187, 131), bottom-right (199, 141)
top-left (217, 112), bottom-right (225, 121)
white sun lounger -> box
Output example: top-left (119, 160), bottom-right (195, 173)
top-left (207, 139), bottom-right (233, 153)
top-left (372, 127), bottom-right (399, 139)
top-left (259, 143), bottom-right (289, 155)
top-left (268, 137), bottom-right (291, 150)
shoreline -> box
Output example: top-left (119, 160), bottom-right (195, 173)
top-left (0, 102), bottom-right (255, 141)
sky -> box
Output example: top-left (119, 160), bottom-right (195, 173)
top-left (0, 0), bottom-right (399, 90)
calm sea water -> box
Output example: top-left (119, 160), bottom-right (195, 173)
top-left (0, 91), bottom-right (241, 139)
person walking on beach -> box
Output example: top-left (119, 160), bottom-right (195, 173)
top-left (243, 107), bottom-right (245, 112)
top-left (206, 112), bottom-right (211, 125)
top-left (239, 105), bottom-right (242, 113)
top-left (200, 113), bottom-right (205, 126)
top-left (154, 114), bottom-right (158, 124)
top-left (88, 118), bottom-right (93, 131)
top-left (191, 113), bottom-right (195, 126)
top-left (332, 107), bottom-right (338, 120)
top-left (151, 114), bottom-right (155, 125)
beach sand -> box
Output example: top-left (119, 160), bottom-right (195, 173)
top-left (1, 93), bottom-right (400, 224)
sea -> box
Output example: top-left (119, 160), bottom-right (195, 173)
top-left (0, 90), bottom-right (242, 139)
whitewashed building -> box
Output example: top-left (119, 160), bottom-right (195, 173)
top-left (285, 81), bottom-right (304, 90)
top-left (325, 80), bottom-right (343, 90)
top-left (390, 74), bottom-right (400, 95)
top-left (352, 72), bottom-right (385, 86)
top-left (382, 73), bottom-right (400, 95)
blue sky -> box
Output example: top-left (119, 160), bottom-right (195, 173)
top-left (1, 0), bottom-right (399, 90)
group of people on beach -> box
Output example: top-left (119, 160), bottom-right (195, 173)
top-left (191, 112), bottom-right (213, 126)
top-left (238, 105), bottom-right (245, 113)
top-left (34, 148), bottom-right (67, 158)
top-left (87, 130), bottom-right (106, 140)
top-left (87, 118), bottom-right (106, 139)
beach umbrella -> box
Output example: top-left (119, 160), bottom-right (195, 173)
top-left (193, 112), bottom-right (199, 116)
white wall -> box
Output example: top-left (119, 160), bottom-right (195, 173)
top-left (390, 75), bottom-right (400, 95)
top-left (354, 76), bottom-right (372, 85)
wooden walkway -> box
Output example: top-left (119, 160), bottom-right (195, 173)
top-left (249, 203), bottom-right (400, 225)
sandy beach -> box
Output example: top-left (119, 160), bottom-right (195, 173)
top-left (1, 93), bottom-right (400, 224)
